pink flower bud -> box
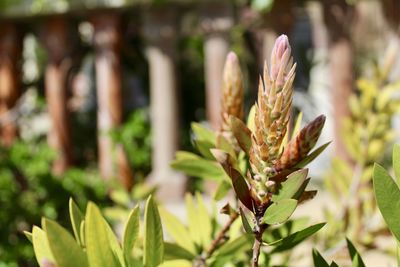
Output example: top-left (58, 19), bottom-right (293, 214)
top-left (270, 34), bottom-right (292, 86)
top-left (41, 259), bottom-right (56, 267)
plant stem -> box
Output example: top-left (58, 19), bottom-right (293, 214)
top-left (206, 211), bottom-right (239, 258)
top-left (252, 215), bottom-right (266, 267)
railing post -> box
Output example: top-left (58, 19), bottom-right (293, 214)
top-left (144, 8), bottom-right (185, 200)
top-left (91, 12), bottom-right (132, 188)
top-left (200, 1), bottom-right (233, 130)
top-left (0, 22), bottom-right (23, 146)
top-left (40, 17), bottom-right (74, 174)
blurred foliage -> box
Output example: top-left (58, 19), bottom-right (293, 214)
top-left (0, 139), bottom-right (109, 266)
top-left (323, 47), bottom-right (400, 248)
top-left (111, 109), bottom-right (152, 182)
top-left (26, 196), bottom-right (166, 267)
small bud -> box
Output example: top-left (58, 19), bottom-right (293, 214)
top-left (270, 34), bottom-right (291, 83)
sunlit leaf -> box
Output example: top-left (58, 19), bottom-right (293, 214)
top-left (272, 169), bottom-right (308, 202)
top-left (143, 196), bottom-right (164, 267)
top-left (269, 223), bottom-right (326, 252)
top-left (163, 242), bottom-right (196, 261)
top-left (159, 207), bottom-right (196, 254)
top-left (373, 163), bottom-right (400, 241)
top-left (43, 219), bottom-right (88, 267)
top-left (263, 199), bottom-right (298, 225)
top-left (69, 198), bottom-right (84, 246)
top-left (32, 226), bottom-right (55, 267)
top-left (123, 205), bottom-right (140, 263)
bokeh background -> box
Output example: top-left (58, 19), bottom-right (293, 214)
top-left (0, 0), bottom-right (400, 266)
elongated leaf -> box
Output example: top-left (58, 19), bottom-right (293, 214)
top-left (159, 207), bottom-right (196, 253)
top-left (213, 234), bottom-right (253, 258)
top-left (123, 205), bottom-right (140, 262)
top-left (213, 180), bottom-right (231, 201)
top-left (295, 142), bottom-right (331, 168)
top-left (196, 193), bottom-right (212, 247)
top-left (43, 219), bottom-right (88, 267)
top-left (185, 194), bottom-right (202, 246)
top-left (263, 199), bottom-right (298, 225)
top-left (312, 249), bottom-right (329, 267)
top-left (69, 199), bottom-right (84, 246)
top-left (393, 144), bottom-right (400, 185)
top-left (158, 260), bottom-right (192, 267)
top-left (211, 149), bottom-right (253, 211)
top-left (143, 196), bottom-right (164, 267)
top-left (230, 116), bottom-right (252, 154)
top-left (373, 163), bottom-right (400, 241)
top-left (163, 242), bottom-right (196, 261)
top-left (272, 169), bottom-right (308, 202)
top-left (195, 139), bottom-right (215, 160)
top-left (239, 207), bottom-right (254, 234)
top-left (216, 134), bottom-right (236, 158)
top-left (32, 226), bottom-right (55, 267)
top-left (269, 223), bottom-right (326, 252)
top-left (170, 156), bottom-right (226, 181)
top-left (191, 122), bottom-right (216, 144)
top-left (85, 202), bottom-right (119, 267)
top-left (346, 238), bottom-right (365, 267)
top-left (24, 231), bottom-right (32, 243)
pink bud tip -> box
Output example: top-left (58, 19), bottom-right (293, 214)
top-left (227, 51), bottom-right (238, 62)
top-left (273, 35), bottom-right (290, 59)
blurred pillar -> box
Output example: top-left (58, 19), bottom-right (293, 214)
top-left (144, 9), bottom-right (185, 200)
top-left (200, 1), bottom-right (233, 130)
top-left (91, 13), bottom-right (133, 189)
top-left (323, 0), bottom-right (355, 163)
top-left (0, 22), bottom-right (23, 146)
top-left (41, 17), bottom-right (74, 174)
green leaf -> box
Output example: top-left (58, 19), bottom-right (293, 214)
top-left (196, 192), bottom-right (212, 247)
top-left (263, 199), bottom-right (298, 225)
top-left (292, 112), bottom-right (303, 138)
top-left (213, 180), bottom-right (231, 201)
top-left (272, 169), bottom-right (308, 202)
top-left (191, 122), bottom-right (216, 144)
top-left (185, 194), bottom-right (202, 246)
top-left (393, 144), bottom-right (400, 185)
top-left (239, 208), bottom-right (254, 234)
top-left (32, 226), bottom-right (55, 267)
top-left (216, 134), bottom-right (236, 158)
top-left (312, 249), bottom-right (329, 267)
top-left (159, 207), bottom-right (196, 254)
top-left (195, 139), bottom-right (215, 160)
top-left (43, 219), bottom-right (88, 267)
top-left (143, 196), bottom-right (164, 267)
top-left (123, 205), bottom-right (140, 263)
top-left (69, 198), bottom-right (84, 246)
top-left (170, 154), bottom-right (226, 181)
top-left (85, 202), bottom-right (120, 267)
top-left (346, 238), bottom-right (365, 267)
top-left (230, 116), bottom-right (252, 154)
top-left (373, 163), bottom-right (400, 241)
top-left (158, 260), bottom-right (192, 267)
top-left (269, 223), bottom-right (326, 252)
top-left (295, 142), bottom-right (331, 168)
top-left (213, 234), bottom-right (253, 258)
top-left (211, 149), bottom-right (253, 211)
top-left (24, 231), bottom-right (32, 243)
top-left (163, 242), bottom-right (196, 261)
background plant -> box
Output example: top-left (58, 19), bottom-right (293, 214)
top-left (0, 139), bottom-right (108, 266)
top-left (323, 44), bottom-right (400, 248)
